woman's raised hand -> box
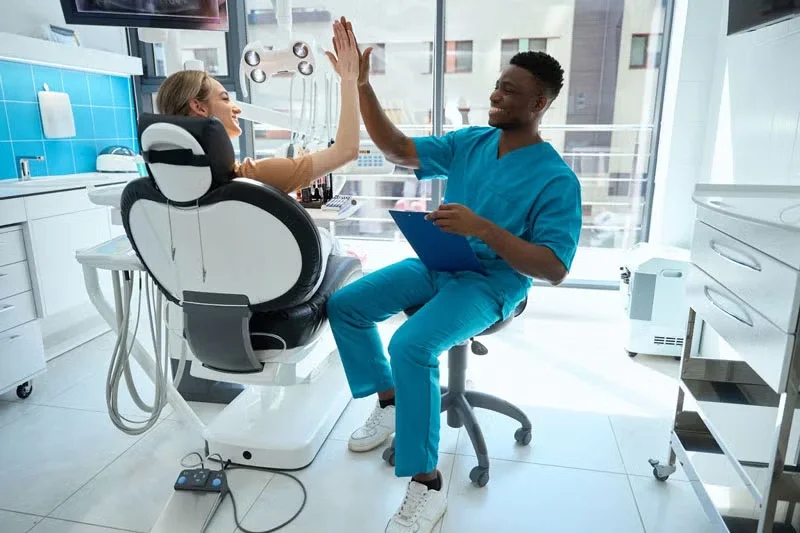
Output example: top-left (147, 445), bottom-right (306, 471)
top-left (325, 20), bottom-right (359, 82)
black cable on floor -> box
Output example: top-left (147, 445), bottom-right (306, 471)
top-left (219, 459), bottom-right (308, 533)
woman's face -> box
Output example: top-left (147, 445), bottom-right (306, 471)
top-left (191, 78), bottom-right (242, 138)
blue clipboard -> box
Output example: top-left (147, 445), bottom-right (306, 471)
top-left (389, 210), bottom-right (485, 274)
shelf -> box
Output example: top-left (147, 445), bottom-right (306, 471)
top-left (671, 425), bottom-right (798, 533)
top-left (0, 32), bottom-right (142, 76)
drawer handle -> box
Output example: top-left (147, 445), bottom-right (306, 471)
top-left (2, 334), bottom-right (20, 343)
top-left (0, 273), bottom-right (7, 278)
top-left (704, 286), bottom-right (753, 327)
top-left (0, 304), bottom-right (14, 313)
top-left (709, 240), bottom-right (762, 272)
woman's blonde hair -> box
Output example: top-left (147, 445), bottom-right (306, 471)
top-left (156, 70), bottom-right (214, 116)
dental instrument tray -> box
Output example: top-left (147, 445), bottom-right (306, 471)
top-left (389, 210), bottom-right (485, 274)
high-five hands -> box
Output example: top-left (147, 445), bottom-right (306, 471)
top-left (333, 16), bottom-right (373, 86)
top-left (325, 19), bottom-right (359, 81)
top-left (425, 204), bottom-right (491, 238)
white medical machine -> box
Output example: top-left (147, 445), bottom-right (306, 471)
top-left (619, 243), bottom-right (701, 358)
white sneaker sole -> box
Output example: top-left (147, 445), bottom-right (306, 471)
top-left (348, 431), bottom-right (393, 452)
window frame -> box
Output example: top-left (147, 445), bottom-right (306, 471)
top-left (500, 37), bottom-right (548, 67)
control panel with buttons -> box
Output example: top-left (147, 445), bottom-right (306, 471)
top-left (173, 468), bottom-right (228, 493)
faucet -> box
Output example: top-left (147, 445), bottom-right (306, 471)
top-left (17, 156), bottom-right (45, 181)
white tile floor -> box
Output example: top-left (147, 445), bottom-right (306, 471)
top-left (0, 288), bottom-right (749, 532)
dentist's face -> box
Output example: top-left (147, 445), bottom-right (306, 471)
top-left (190, 78), bottom-right (242, 138)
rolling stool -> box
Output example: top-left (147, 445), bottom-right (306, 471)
top-left (382, 298), bottom-right (532, 487)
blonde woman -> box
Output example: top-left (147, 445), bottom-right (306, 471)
top-left (154, 20), bottom-right (360, 258)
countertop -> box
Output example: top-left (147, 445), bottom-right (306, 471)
top-left (0, 173), bottom-right (140, 200)
top-left (693, 183), bottom-right (800, 232)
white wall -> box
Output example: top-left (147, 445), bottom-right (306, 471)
top-left (650, 0), bottom-right (800, 249)
top-left (0, 0), bottom-right (128, 55)
top-left (705, 6), bottom-right (800, 188)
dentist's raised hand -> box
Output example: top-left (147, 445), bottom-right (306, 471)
top-left (325, 20), bottom-right (359, 82)
top-left (336, 16), bottom-right (373, 87)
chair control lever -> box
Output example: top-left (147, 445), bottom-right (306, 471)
top-left (471, 339), bottom-right (488, 356)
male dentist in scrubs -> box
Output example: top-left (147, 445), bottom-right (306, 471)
top-left (326, 17), bottom-right (583, 533)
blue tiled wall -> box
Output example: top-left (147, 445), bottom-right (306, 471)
top-left (0, 60), bottom-right (138, 180)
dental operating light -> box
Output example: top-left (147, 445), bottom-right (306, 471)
top-left (239, 40), bottom-right (316, 98)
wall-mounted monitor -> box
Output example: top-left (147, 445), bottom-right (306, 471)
top-left (59, 0), bottom-right (229, 31)
top-left (728, 0), bottom-right (800, 35)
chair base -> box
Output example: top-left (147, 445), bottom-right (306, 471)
top-left (385, 343), bottom-right (532, 486)
top-left (205, 354), bottom-right (351, 470)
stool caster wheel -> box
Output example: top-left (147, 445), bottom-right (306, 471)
top-left (16, 381), bottom-right (33, 399)
top-left (469, 466), bottom-right (489, 487)
top-left (382, 447), bottom-right (395, 467)
top-left (627, 351), bottom-right (638, 358)
top-left (514, 428), bottom-right (532, 446)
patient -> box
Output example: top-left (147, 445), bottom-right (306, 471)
top-left (153, 20), bottom-right (360, 258)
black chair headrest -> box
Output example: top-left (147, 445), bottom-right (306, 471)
top-left (137, 113), bottom-right (237, 203)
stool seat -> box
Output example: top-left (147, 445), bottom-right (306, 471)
top-left (389, 296), bottom-right (532, 487)
top-left (403, 297), bottom-right (527, 337)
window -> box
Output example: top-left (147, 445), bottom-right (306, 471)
top-left (630, 34), bottom-right (662, 69)
top-left (151, 30), bottom-right (229, 76)
top-left (500, 38), bottom-right (547, 67)
top-left (185, 48), bottom-right (220, 74)
top-left (446, 41), bottom-right (473, 73)
top-left (363, 43), bottom-right (386, 75)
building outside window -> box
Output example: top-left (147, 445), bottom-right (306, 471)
top-left (500, 38), bottom-right (548, 67)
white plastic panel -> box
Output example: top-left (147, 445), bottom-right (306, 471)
top-left (129, 199), bottom-right (303, 305)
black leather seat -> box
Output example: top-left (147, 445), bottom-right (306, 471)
top-left (250, 255), bottom-right (361, 350)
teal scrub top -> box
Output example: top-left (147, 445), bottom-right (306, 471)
top-left (412, 126), bottom-right (582, 316)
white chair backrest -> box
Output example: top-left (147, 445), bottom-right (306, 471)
top-left (123, 114), bottom-right (323, 312)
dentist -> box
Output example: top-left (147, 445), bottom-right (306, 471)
top-left (326, 17), bottom-right (583, 533)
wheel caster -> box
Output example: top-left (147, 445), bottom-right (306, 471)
top-left (382, 447), bottom-right (395, 467)
top-left (673, 356), bottom-right (682, 362)
top-left (648, 459), bottom-right (676, 482)
top-left (469, 466), bottom-right (489, 487)
top-left (514, 427), bottom-right (532, 446)
top-left (16, 381), bottom-right (33, 399)
top-left (627, 351), bottom-right (638, 358)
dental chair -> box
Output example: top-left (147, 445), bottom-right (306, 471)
top-left (383, 298), bottom-right (533, 487)
top-left (121, 113), bottom-right (361, 468)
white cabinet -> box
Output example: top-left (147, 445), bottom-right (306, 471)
top-left (0, 224), bottom-right (45, 398)
top-left (27, 208), bottom-right (111, 317)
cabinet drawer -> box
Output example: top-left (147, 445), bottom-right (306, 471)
top-left (688, 265), bottom-right (795, 392)
top-left (24, 189), bottom-right (100, 220)
top-left (0, 228), bottom-right (26, 267)
top-left (0, 261), bottom-right (31, 300)
top-left (692, 222), bottom-right (800, 334)
top-left (0, 321), bottom-right (45, 394)
top-left (0, 291), bottom-right (36, 333)
top-left (0, 198), bottom-right (26, 226)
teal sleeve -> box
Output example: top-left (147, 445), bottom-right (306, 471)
top-left (412, 131), bottom-right (459, 180)
top-left (528, 174), bottom-right (583, 271)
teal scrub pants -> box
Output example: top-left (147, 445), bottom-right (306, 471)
top-left (327, 258), bottom-right (503, 477)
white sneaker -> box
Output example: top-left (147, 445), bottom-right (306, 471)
top-left (348, 402), bottom-right (396, 452)
top-left (385, 477), bottom-right (447, 533)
